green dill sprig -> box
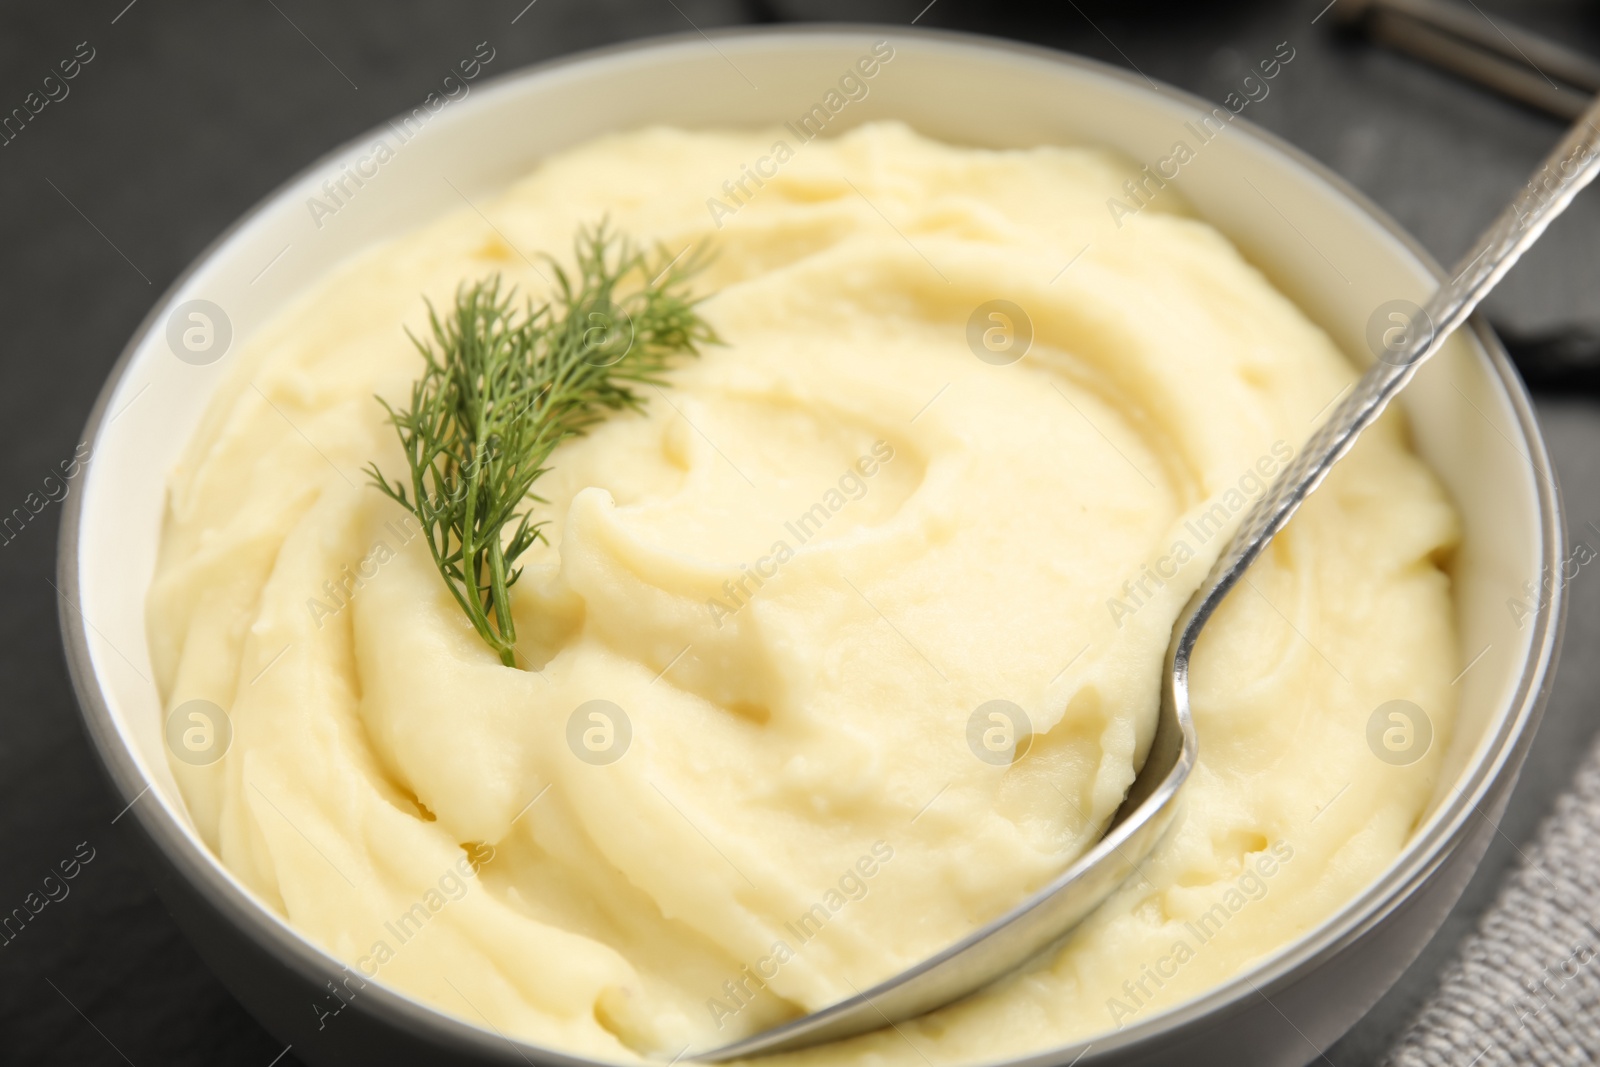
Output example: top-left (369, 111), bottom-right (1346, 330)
top-left (365, 224), bottom-right (717, 666)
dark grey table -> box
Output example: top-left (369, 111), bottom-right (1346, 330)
top-left (1, 1), bottom-right (1595, 1064)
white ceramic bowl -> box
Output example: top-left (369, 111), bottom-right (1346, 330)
top-left (59, 26), bottom-right (1563, 1067)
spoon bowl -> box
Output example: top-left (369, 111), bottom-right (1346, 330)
top-left (699, 658), bottom-right (1195, 1060)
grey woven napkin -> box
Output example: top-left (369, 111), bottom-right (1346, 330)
top-left (1383, 732), bottom-right (1600, 1067)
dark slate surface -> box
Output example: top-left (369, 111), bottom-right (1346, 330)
top-left (0, 1), bottom-right (1595, 1064)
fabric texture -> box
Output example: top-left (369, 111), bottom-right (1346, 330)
top-left (1384, 733), bottom-right (1600, 1067)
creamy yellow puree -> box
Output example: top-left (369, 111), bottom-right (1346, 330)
top-left (148, 122), bottom-right (1459, 1063)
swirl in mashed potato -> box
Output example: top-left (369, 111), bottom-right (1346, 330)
top-left (148, 121), bottom-right (1458, 1063)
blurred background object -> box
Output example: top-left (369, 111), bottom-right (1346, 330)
top-left (1, 1), bottom-right (1597, 1064)
top-left (1339, 0), bottom-right (1599, 119)
top-left (1500, 326), bottom-right (1600, 393)
top-left (1336, 0), bottom-right (1600, 390)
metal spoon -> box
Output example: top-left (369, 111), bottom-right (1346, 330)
top-left (700, 92), bottom-right (1600, 1062)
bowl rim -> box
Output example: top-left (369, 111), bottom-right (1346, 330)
top-left (56, 21), bottom-right (1565, 1066)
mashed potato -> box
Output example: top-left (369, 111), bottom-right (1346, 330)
top-left (147, 122), bottom-right (1458, 1063)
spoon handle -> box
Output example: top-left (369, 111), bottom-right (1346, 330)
top-left (1192, 96), bottom-right (1600, 630)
